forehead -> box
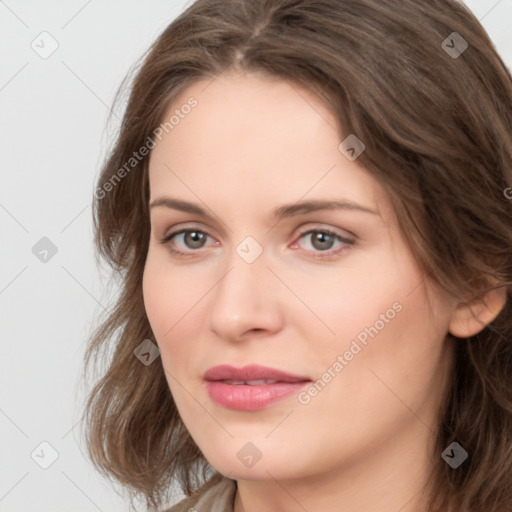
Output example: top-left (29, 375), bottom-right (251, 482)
top-left (148, 71), bottom-right (390, 219)
top-left (154, 70), bottom-right (338, 159)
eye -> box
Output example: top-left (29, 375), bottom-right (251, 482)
top-left (158, 226), bottom-right (354, 260)
top-left (159, 228), bottom-right (217, 257)
top-left (292, 228), bottom-right (354, 259)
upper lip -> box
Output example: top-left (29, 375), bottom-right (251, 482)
top-left (204, 364), bottom-right (311, 383)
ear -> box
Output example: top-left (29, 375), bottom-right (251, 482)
top-left (449, 287), bottom-right (507, 339)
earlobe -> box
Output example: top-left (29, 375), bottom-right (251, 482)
top-left (448, 287), bottom-right (507, 339)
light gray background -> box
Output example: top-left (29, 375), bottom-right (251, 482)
top-left (1, 1), bottom-right (511, 511)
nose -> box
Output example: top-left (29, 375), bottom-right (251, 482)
top-left (207, 246), bottom-right (285, 342)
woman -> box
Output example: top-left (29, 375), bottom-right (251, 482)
top-left (82, 1), bottom-right (512, 511)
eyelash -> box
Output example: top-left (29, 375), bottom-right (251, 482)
top-left (159, 226), bottom-right (355, 260)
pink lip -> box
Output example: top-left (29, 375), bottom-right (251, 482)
top-left (204, 364), bottom-right (311, 411)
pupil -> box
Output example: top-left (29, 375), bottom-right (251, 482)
top-left (185, 231), bottom-right (205, 249)
top-left (313, 232), bottom-right (333, 251)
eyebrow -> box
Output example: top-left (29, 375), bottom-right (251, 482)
top-left (149, 197), bottom-right (380, 220)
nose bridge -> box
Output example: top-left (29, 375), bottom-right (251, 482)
top-left (216, 240), bottom-right (269, 311)
top-left (208, 237), bottom-right (282, 339)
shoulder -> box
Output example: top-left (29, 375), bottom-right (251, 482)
top-left (161, 473), bottom-right (237, 512)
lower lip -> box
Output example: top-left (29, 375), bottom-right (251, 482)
top-left (205, 380), bottom-right (311, 410)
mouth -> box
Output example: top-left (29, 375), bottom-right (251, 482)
top-left (203, 364), bottom-right (311, 383)
top-left (204, 364), bottom-right (312, 410)
top-left (219, 379), bottom-right (285, 385)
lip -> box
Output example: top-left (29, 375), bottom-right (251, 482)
top-left (204, 364), bottom-right (311, 383)
top-left (204, 364), bottom-right (312, 411)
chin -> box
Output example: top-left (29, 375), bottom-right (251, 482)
top-left (202, 448), bottom-right (308, 482)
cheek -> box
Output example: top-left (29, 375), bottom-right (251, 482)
top-left (297, 251), bottom-right (412, 350)
top-left (308, 246), bottom-right (452, 401)
top-left (142, 250), bottom-right (209, 371)
top-left (142, 256), bottom-right (170, 337)
top-left (314, 274), bottom-right (453, 424)
top-left (143, 248), bottom-right (194, 335)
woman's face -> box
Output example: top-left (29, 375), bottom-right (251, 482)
top-left (143, 70), bottom-right (458, 482)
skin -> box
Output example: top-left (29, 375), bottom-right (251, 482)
top-left (142, 70), bottom-right (504, 512)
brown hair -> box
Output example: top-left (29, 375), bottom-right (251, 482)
top-left (82, 0), bottom-right (512, 510)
